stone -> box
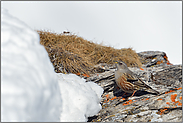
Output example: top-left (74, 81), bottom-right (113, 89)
top-left (86, 51), bottom-right (182, 122)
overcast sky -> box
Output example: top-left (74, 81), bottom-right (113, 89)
top-left (1, 1), bottom-right (182, 64)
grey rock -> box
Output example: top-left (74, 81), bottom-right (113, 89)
top-left (137, 51), bottom-right (172, 67)
top-left (87, 52), bottom-right (182, 122)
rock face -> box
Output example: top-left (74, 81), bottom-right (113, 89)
top-left (137, 51), bottom-right (172, 67)
top-left (87, 51), bottom-right (182, 122)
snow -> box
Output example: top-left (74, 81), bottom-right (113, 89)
top-left (57, 73), bottom-right (103, 122)
top-left (1, 8), bottom-right (62, 122)
top-left (1, 8), bottom-right (103, 122)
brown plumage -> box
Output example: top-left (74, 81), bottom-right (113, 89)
top-left (115, 61), bottom-right (159, 97)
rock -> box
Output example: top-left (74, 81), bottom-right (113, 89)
top-left (92, 63), bottom-right (116, 73)
top-left (137, 51), bottom-right (172, 67)
top-left (153, 65), bottom-right (182, 88)
top-left (86, 52), bottom-right (182, 122)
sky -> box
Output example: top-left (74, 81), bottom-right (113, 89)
top-left (1, 1), bottom-right (182, 64)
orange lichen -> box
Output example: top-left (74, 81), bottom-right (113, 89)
top-left (105, 94), bottom-right (109, 99)
top-left (123, 100), bottom-right (133, 105)
top-left (156, 61), bottom-right (161, 64)
top-left (157, 60), bottom-right (163, 64)
top-left (165, 90), bottom-right (175, 94)
top-left (110, 96), bottom-right (117, 100)
top-left (142, 98), bottom-right (150, 101)
top-left (164, 54), bottom-right (170, 62)
top-left (158, 108), bottom-right (168, 115)
top-left (171, 94), bottom-right (177, 102)
top-left (140, 68), bottom-right (144, 71)
top-left (166, 102), bottom-right (170, 105)
top-left (145, 98), bottom-right (149, 100)
top-left (76, 72), bottom-right (81, 75)
top-left (164, 108), bottom-right (167, 111)
top-left (178, 102), bottom-right (182, 106)
top-left (175, 101), bottom-right (179, 103)
top-left (169, 90), bottom-right (175, 93)
top-left (167, 62), bottom-right (172, 65)
top-left (169, 94), bottom-right (183, 107)
top-left (164, 55), bottom-right (168, 60)
top-left (83, 74), bottom-right (90, 77)
top-left (123, 103), bottom-right (128, 106)
top-left (157, 98), bottom-right (163, 100)
top-left (129, 100), bottom-right (132, 102)
top-left (163, 54), bottom-right (173, 65)
top-left (122, 98), bottom-right (126, 100)
top-left (179, 96), bottom-right (182, 100)
top-left (161, 108), bottom-right (167, 112)
top-left (177, 87), bottom-right (182, 90)
top-left (103, 94), bottom-right (110, 103)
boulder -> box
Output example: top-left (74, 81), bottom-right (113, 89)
top-left (87, 51), bottom-right (182, 122)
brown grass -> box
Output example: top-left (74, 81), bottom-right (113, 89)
top-left (36, 30), bottom-right (142, 75)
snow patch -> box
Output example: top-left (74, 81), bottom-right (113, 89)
top-left (57, 73), bottom-right (103, 122)
top-left (1, 8), bottom-right (62, 122)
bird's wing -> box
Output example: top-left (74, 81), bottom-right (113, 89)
top-left (135, 77), bottom-right (160, 94)
top-left (135, 77), bottom-right (152, 89)
top-left (124, 71), bottom-right (139, 83)
top-left (124, 71), bottom-right (159, 94)
top-left (125, 72), bottom-right (151, 88)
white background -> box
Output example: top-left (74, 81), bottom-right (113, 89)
top-left (2, 1), bottom-right (182, 64)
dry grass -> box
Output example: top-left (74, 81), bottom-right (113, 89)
top-left (36, 30), bottom-right (142, 76)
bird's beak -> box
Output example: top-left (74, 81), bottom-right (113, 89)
top-left (114, 61), bottom-right (118, 69)
top-left (114, 61), bottom-right (118, 64)
top-left (114, 61), bottom-right (118, 63)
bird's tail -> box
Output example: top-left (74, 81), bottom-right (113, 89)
top-left (150, 88), bottom-right (160, 95)
top-left (138, 78), bottom-right (160, 95)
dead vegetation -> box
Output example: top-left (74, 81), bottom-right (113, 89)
top-left (36, 30), bottom-right (142, 76)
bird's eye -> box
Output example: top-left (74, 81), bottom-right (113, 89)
top-left (119, 62), bottom-right (123, 65)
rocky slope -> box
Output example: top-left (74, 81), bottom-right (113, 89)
top-left (86, 51), bottom-right (182, 122)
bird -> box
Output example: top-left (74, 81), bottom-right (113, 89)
top-left (114, 61), bottom-right (159, 97)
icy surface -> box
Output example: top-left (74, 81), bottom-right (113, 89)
top-left (1, 8), bottom-right (62, 122)
top-left (1, 8), bottom-right (103, 122)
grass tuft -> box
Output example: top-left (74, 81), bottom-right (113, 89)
top-left (36, 30), bottom-right (142, 75)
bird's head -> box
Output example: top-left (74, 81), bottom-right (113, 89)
top-left (114, 61), bottom-right (128, 70)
